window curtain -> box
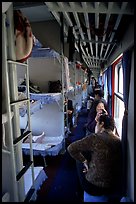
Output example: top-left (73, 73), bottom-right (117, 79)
top-left (103, 70), bottom-right (108, 102)
top-left (107, 66), bottom-right (112, 116)
top-left (121, 49), bottom-right (132, 195)
top-left (98, 76), bottom-right (102, 87)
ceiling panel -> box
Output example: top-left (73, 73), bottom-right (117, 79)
top-left (13, 2), bottom-right (134, 71)
top-left (13, 2), bottom-right (54, 22)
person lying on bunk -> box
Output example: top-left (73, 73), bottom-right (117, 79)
top-left (67, 114), bottom-right (123, 202)
top-left (83, 100), bottom-right (108, 136)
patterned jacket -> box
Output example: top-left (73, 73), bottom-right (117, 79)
top-left (67, 130), bottom-right (122, 188)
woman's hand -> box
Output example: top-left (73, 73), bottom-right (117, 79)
top-left (102, 108), bottom-right (108, 115)
top-left (83, 160), bottom-right (89, 173)
top-left (95, 108), bottom-right (108, 122)
top-left (95, 112), bottom-right (102, 122)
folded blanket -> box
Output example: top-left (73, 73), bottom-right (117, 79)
top-left (24, 132), bottom-right (45, 143)
top-left (33, 132), bottom-right (45, 142)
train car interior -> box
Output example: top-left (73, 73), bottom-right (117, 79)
top-left (2, 2), bottom-right (134, 202)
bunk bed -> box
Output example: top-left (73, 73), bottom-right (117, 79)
top-left (17, 48), bottom-right (65, 164)
top-left (2, 112), bottom-right (48, 201)
top-left (30, 92), bottom-right (62, 107)
top-left (22, 134), bottom-right (64, 157)
top-left (24, 166), bottom-right (47, 201)
top-left (2, 5), bottom-right (56, 201)
top-left (67, 62), bottom-right (88, 126)
top-left (19, 92), bottom-right (64, 161)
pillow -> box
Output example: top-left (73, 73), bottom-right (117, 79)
top-left (32, 132), bottom-right (45, 142)
top-left (23, 132), bottom-right (45, 143)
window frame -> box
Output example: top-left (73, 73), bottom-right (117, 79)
top-left (114, 62), bottom-right (124, 139)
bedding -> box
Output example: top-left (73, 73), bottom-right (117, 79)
top-left (19, 99), bottom-right (41, 117)
top-left (18, 82), bottom-right (62, 106)
top-left (20, 98), bottom-right (64, 136)
top-left (22, 135), bottom-right (64, 157)
top-left (23, 132), bottom-right (45, 143)
top-left (30, 47), bottom-right (61, 62)
top-left (19, 87), bottom-right (64, 157)
top-left (29, 92), bottom-right (62, 105)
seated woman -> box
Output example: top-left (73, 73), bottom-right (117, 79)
top-left (85, 100), bottom-right (108, 135)
top-left (67, 114), bottom-right (123, 202)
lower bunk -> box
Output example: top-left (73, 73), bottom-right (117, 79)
top-left (24, 166), bottom-right (48, 201)
top-left (22, 134), bottom-right (64, 167)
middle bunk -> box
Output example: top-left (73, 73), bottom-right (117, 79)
top-left (17, 47), bottom-right (88, 162)
top-left (18, 48), bottom-right (65, 160)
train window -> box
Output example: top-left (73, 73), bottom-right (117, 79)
top-left (103, 72), bottom-right (108, 102)
top-left (114, 63), bottom-right (124, 139)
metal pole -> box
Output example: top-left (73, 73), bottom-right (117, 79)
top-left (74, 62), bottom-right (77, 96)
top-left (60, 14), bottom-right (65, 152)
top-left (25, 59), bottom-right (35, 187)
top-left (6, 4), bottom-right (25, 201)
top-left (2, 12), bottom-right (19, 202)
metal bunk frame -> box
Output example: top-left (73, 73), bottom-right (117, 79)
top-left (2, 3), bottom-right (35, 202)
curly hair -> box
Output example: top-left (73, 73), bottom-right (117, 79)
top-left (94, 89), bottom-right (104, 97)
top-left (98, 114), bottom-right (115, 131)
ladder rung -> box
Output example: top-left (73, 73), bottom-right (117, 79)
top-left (7, 60), bottom-right (28, 67)
top-left (10, 98), bottom-right (29, 106)
top-left (13, 131), bottom-right (31, 145)
top-left (2, 149), bottom-right (11, 154)
top-left (16, 161), bottom-right (33, 181)
top-left (24, 188), bottom-right (35, 202)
